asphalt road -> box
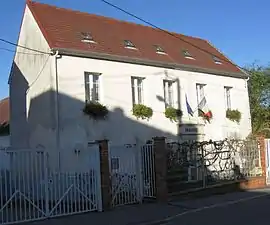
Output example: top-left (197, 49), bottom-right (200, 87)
top-left (164, 192), bottom-right (270, 225)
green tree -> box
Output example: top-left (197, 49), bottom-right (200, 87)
top-left (246, 64), bottom-right (270, 137)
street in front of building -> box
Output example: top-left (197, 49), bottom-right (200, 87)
top-left (159, 189), bottom-right (270, 225)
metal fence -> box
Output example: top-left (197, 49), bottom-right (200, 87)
top-left (141, 144), bottom-right (156, 198)
top-left (108, 143), bottom-right (155, 207)
top-left (166, 138), bottom-right (262, 194)
top-left (109, 144), bottom-right (140, 207)
top-left (0, 147), bottom-right (102, 225)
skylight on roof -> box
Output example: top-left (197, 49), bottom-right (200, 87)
top-left (81, 32), bottom-right (95, 43)
top-left (124, 40), bottom-right (136, 49)
top-left (213, 56), bottom-right (222, 64)
top-left (154, 45), bottom-right (166, 54)
top-left (182, 50), bottom-right (194, 59)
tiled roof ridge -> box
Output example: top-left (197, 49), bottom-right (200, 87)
top-left (0, 97), bottom-right (9, 104)
top-left (27, 0), bottom-right (204, 42)
top-left (25, 0), bottom-right (243, 76)
top-left (0, 97), bottom-right (9, 125)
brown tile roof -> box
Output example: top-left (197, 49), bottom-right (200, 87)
top-left (0, 97), bottom-right (9, 126)
top-left (27, 1), bottom-right (243, 75)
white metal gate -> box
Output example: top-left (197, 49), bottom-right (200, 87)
top-left (109, 144), bottom-right (155, 207)
top-left (0, 146), bottom-right (101, 225)
top-left (265, 139), bottom-right (270, 185)
top-left (141, 144), bottom-right (156, 198)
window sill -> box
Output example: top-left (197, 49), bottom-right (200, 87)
top-left (125, 46), bottom-right (138, 50)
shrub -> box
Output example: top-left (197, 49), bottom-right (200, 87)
top-left (226, 109), bottom-right (241, 123)
top-left (83, 102), bottom-right (109, 120)
top-left (164, 107), bottom-right (183, 122)
top-left (132, 104), bottom-right (153, 120)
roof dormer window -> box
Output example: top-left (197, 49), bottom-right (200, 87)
top-left (124, 40), bottom-right (136, 49)
top-left (213, 56), bottom-right (222, 64)
top-left (154, 45), bottom-right (166, 54)
top-left (81, 32), bottom-right (95, 43)
top-left (182, 50), bottom-right (194, 59)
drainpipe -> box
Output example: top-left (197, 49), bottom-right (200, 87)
top-left (176, 77), bottom-right (182, 142)
top-left (52, 50), bottom-right (61, 171)
top-left (245, 76), bottom-right (252, 133)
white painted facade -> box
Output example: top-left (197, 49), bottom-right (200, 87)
top-left (10, 6), bottom-right (56, 149)
top-left (10, 6), bottom-right (252, 160)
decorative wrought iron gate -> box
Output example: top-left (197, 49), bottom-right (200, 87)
top-left (109, 144), bottom-right (141, 207)
top-left (0, 146), bottom-right (101, 225)
top-left (108, 143), bottom-right (155, 207)
top-left (141, 144), bottom-right (156, 198)
top-left (166, 139), bottom-right (263, 194)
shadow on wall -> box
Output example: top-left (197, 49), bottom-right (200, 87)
top-left (9, 62), bottom-right (29, 148)
top-left (9, 62), bottom-right (199, 149)
top-left (20, 70), bottom-right (199, 148)
top-left (10, 61), bottom-right (199, 168)
top-left (26, 90), bottom-right (198, 147)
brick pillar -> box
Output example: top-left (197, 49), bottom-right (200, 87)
top-left (257, 136), bottom-right (266, 179)
top-left (97, 140), bottom-right (112, 210)
top-left (153, 137), bottom-right (168, 202)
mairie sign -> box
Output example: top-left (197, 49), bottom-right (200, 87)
top-left (178, 123), bottom-right (205, 135)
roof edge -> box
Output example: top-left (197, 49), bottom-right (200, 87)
top-left (26, 0), bottom-right (54, 48)
top-left (27, 1), bottom-right (204, 42)
top-left (52, 48), bottom-right (248, 79)
top-left (8, 2), bottom-right (28, 85)
top-left (0, 97), bottom-right (9, 103)
top-left (206, 40), bottom-right (249, 77)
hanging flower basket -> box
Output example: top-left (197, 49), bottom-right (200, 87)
top-left (132, 104), bottom-right (153, 120)
top-left (226, 109), bottom-right (241, 123)
top-left (83, 102), bottom-right (109, 120)
top-left (199, 110), bottom-right (213, 123)
top-left (164, 107), bottom-right (183, 122)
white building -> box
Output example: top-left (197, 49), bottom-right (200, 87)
top-left (9, 1), bottom-right (251, 154)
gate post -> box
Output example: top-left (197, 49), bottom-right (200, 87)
top-left (153, 137), bottom-right (168, 202)
top-left (257, 136), bottom-right (266, 180)
top-left (97, 139), bottom-right (112, 210)
top-left (135, 142), bottom-right (143, 203)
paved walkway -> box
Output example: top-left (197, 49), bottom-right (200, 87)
top-left (25, 189), bottom-right (270, 225)
top-left (25, 202), bottom-right (182, 225)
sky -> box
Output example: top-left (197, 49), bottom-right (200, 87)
top-left (0, 0), bottom-right (269, 99)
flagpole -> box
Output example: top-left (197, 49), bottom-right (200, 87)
top-left (185, 93), bottom-right (194, 121)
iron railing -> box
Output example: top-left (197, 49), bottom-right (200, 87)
top-left (0, 147), bottom-right (102, 225)
top-left (108, 143), bottom-right (156, 207)
top-left (167, 138), bottom-right (262, 192)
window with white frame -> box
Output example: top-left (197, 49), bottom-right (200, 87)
top-left (84, 72), bottom-right (100, 102)
top-left (163, 80), bottom-right (174, 108)
top-left (131, 76), bottom-right (144, 105)
top-left (196, 83), bottom-right (206, 106)
top-left (224, 86), bottom-right (232, 110)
